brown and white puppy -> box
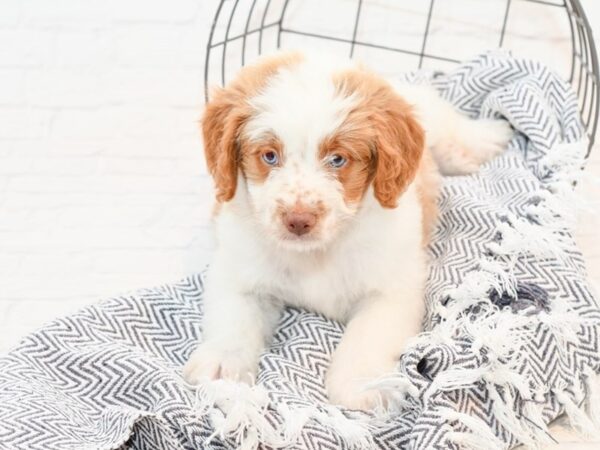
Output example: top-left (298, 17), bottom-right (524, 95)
top-left (183, 52), bottom-right (512, 410)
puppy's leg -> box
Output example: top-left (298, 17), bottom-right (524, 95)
top-left (183, 265), bottom-right (281, 384)
top-left (326, 289), bottom-right (424, 410)
top-left (428, 114), bottom-right (513, 176)
top-left (395, 83), bottom-right (513, 175)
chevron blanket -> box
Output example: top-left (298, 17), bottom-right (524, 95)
top-left (1, 52), bottom-right (600, 450)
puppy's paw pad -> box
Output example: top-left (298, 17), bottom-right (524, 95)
top-left (183, 344), bottom-right (257, 385)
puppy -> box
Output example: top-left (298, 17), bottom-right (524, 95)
top-left (183, 52), bottom-right (512, 410)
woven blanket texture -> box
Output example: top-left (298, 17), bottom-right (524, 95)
top-left (1, 52), bottom-right (599, 450)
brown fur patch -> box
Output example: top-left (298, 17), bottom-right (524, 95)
top-left (202, 52), bottom-right (303, 202)
top-left (331, 67), bottom-right (425, 209)
top-left (240, 134), bottom-right (284, 184)
top-left (319, 133), bottom-right (374, 205)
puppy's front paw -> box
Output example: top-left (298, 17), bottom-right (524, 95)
top-left (326, 358), bottom-right (393, 411)
top-left (326, 373), bottom-right (382, 411)
top-left (183, 342), bottom-right (258, 385)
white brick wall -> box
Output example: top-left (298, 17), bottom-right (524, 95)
top-left (0, 0), bottom-right (221, 346)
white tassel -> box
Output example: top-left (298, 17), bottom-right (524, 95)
top-left (277, 405), bottom-right (314, 444)
top-left (189, 378), bottom-right (374, 450)
top-left (584, 368), bottom-right (600, 428)
top-left (522, 401), bottom-right (557, 446)
top-left (486, 213), bottom-right (570, 263)
top-left (312, 406), bottom-right (374, 449)
top-left (466, 310), bottom-right (535, 359)
top-left (423, 366), bottom-right (489, 406)
top-left (277, 404), bottom-right (375, 449)
top-left (192, 379), bottom-right (292, 449)
top-left (553, 388), bottom-right (598, 438)
top-left (441, 271), bottom-right (499, 314)
top-left (478, 258), bottom-right (517, 298)
top-left (440, 408), bottom-right (506, 449)
top-left (483, 366), bottom-right (535, 402)
top-left (486, 384), bottom-right (537, 448)
top-left (447, 432), bottom-right (506, 450)
top-left (537, 310), bottom-right (585, 359)
top-left (539, 141), bottom-right (587, 179)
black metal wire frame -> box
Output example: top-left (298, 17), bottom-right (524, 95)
top-left (205, 0), bottom-right (599, 157)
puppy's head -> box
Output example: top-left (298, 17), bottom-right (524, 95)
top-left (202, 53), bottom-right (424, 251)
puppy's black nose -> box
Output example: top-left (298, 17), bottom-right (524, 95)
top-left (284, 212), bottom-right (316, 236)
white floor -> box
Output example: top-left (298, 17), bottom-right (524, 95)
top-left (0, 0), bottom-right (599, 448)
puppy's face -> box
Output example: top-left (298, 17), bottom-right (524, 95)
top-left (202, 53), bottom-right (424, 252)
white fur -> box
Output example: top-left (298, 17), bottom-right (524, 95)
top-left (184, 55), bottom-right (513, 410)
top-left (393, 82), bottom-right (514, 175)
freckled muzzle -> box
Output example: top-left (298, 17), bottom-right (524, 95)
top-left (276, 198), bottom-right (328, 240)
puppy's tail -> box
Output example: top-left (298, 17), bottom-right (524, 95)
top-left (395, 83), bottom-right (513, 176)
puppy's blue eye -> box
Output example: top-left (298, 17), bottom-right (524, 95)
top-left (328, 154), bottom-right (347, 168)
top-left (262, 151), bottom-right (279, 166)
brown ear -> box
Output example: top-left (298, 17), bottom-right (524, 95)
top-left (201, 88), bottom-right (248, 202)
top-left (372, 94), bottom-right (424, 208)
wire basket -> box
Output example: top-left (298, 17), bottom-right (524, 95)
top-left (205, 0), bottom-right (599, 156)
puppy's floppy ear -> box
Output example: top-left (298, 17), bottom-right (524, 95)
top-left (372, 93), bottom-right (424, 208)
top-left (202, 87), bottom-right (248, 202)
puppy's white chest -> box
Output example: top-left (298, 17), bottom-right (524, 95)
top-left (269, 256), bottom-right (367, 322)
